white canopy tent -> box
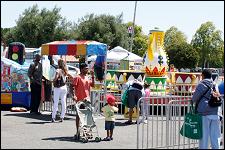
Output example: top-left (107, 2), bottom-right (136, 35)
top-left (88, 46), bottom-right (143, 63)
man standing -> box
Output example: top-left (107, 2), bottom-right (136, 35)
top-left (192, 69), bottom-right (223, 149)
top-left (72, 63), bottom-right (95, 139)
top-left (28, 54), bottom-right (42, 115)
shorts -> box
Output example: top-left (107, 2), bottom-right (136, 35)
top-left (105, 121), bottom-right (115, 130)
top-left (127, 89), bottom-right (142, 108)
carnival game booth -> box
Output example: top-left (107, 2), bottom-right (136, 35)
top-left (171, 72), bottom-right (201, 95)
top-left (1, 57), bottom-right (31, 109)
top-left (89, 47), bottom-right (145, 115)
top-left (96, 69), bottom-right (146, 117)
top-left (89, 46), bottom-right (144, 91)
top-left (41, 40), bottom-right (108, 112)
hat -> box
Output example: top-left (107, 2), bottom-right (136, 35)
top-left (106, 94), bottom-right (116, 106)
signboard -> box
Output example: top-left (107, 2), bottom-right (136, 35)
top-left (128, 26), bottom-right (133, 34)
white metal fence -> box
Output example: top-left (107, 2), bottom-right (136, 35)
top-left (136, 96), bottom-right (224, 149)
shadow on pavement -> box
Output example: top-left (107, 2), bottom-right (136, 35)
top-left (115, 121), bottom-right (133, 126)
top-left (42, 136), bottom-right (101, 143)
top-left (5, 112), bottom-right (72, 124)
top-left (26, 121), bottom-right (53, 124)
top-left (42, 136), bottom-right (76, 143)
top-left (4, 112), bottom-right (52, 121)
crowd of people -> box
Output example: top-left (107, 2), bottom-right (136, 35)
top-left (28, 54), bottom-right (224, 147)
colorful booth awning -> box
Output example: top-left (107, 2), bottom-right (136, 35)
top-left (41, 40), bottom-right (107, 56)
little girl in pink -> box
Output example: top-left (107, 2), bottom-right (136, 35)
top-left (143, 82), bottom-right (150, 121)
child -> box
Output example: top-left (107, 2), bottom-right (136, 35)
top-left (101, 94), bottom-right (118, 141)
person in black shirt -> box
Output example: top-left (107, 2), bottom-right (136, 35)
top-left (28, 54), bottom-right (42, 115)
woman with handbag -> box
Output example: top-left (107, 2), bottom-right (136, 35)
top-left (192, 69), bottom-right (223, 149)
top-left (51, 59), bottom-right (72, 122)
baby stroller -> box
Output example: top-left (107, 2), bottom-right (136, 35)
top-left (74, 100), bottom-right (101, 143)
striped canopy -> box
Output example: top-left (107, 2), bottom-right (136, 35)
top-left (41, 40), bottom-right (107, 56)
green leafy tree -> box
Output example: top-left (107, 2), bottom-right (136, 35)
top-left (191, 21), bottom-right (224, 68)
top-left (74, 13), bottom-right (129, 50)
top-left (13, 4), bottom-right (72, 48)
top-left (164, 26), bottom-right (191, 68)
top-left (1, 28), bottom-right (9, 42)
top-left (1, 27), bottom-right (16, 46)
top-left (167, 43), bottom-right (199, 70)
top-left (164, 26), bottom-right (187, 50)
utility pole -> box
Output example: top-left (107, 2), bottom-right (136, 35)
top-left (129, 1), bottom-right (137, 53)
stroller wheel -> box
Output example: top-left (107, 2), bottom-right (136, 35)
top-left (81, 138), bottom-right (88, 143)
top-left (95, 137), bottom-right (101, 142)
top-left (87, 133), bottom-right (93, 139)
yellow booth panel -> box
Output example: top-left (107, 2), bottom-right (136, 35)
top-left (76, 44), bottom-right (86, 55)
top-left (1, 93), bottom-right (12, 104)
top-left (41, 45), bottom-right (49, 55)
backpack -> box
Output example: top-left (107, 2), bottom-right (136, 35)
top-left (53, 71), bottom-right (66, 88)
top-left (208, 93), bottom-right (222, 107)
top-left (203, 83), bottom-right (222, 107)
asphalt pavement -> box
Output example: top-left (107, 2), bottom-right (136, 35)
top-left (1, 110), bottom-right (138, 149)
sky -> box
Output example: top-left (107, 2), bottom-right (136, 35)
top-left (1, 1), bottom-right (224, 42)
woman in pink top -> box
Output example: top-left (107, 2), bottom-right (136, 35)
top-left (73, 63), bottom-right (95, 140)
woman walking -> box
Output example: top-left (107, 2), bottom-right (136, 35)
top-left (52, 59), bottom-right (71, 122)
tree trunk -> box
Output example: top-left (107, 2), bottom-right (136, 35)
top-left (203, 59), bottom-right (207, 69)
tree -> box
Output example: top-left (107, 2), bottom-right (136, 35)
top-left (167, 43), bottom-right (199, 70)
top-left (126, 22), bottom-right (148, 57)
top-left (191, 21), bottom-right (224, 68)
top-left (1, 27), bottom-right (16, 46)
top-left (164, 26), bottom-right (187, 50)
top-left (74, 13), bottom-right (130, 50)
top-left (13, 4), bottom-right (72, 48)
top-left (164, 26), bottom-right (191, 68)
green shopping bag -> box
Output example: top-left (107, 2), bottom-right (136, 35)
top-left (179, 104), bottom-right (202, 139)
top-left (121, 89), bottom-right (129, 107)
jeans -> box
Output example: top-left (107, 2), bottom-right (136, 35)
top-left (199, 115), bottom-right (221, 149)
